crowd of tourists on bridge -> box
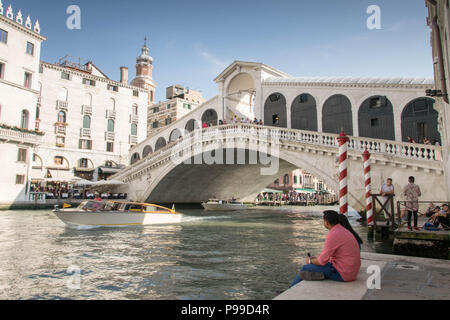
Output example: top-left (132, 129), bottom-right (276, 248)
top-left (407, 135), bottom-right (440, 146)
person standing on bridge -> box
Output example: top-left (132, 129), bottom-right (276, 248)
top-left (403, 176), bottom-right (422, 231)
top-left (289, 211), bottom-right (361, 287)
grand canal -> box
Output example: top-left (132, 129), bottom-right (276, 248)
top-left (0, 207), bottom-right (391, 300)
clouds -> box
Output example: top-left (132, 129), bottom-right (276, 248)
top-left (195, 45), bottom-right (230, 74)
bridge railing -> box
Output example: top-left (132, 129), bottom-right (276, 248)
top-left (114, 124), bottom-right (443, 180)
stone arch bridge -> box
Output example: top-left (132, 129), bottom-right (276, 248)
top-left (112, 124), bottom-right (446, 211)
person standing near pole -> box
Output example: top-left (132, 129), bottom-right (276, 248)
top-left (403, 176), bottom-right (421, 231)
top-left (380, 178), bottom-right (395, 225)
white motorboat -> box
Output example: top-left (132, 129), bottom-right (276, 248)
top-left (53, 201), bottom-right (183, 227)
top-left (201, 199), bottom-right (248, 211)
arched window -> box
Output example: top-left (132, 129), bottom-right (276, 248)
top-left (83, 115), bottom-right (91, 129)
top-left (57, 111), bottom-right (66, 123)
top-left (132, 104), bottom-right (138, 116)
top-left (165, 117), bottom-right (172, 125)
top-left (107, 119), bottom-right (115, 132)
top-left (322, 94), bottom-right (353, 135)
top-left (142, 145), bottom-right (153, 158)
top-left (264, 93), bottom-right (287, 128)
top-left (109, 98), bottom-right (116, 111)
top-left (131, 123), bottom-right (137, 136)
top-left (20, 110), bottom-right (29, 129)
top-left (401, 98), bottom-right (440, 144)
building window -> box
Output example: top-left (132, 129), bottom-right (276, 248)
top-left (183, 104), bottom-right (191, 110)
top-left (82, 78), bottom-right (96, 86)
top-left (15, 175), bottom-right (25, 185)
top-left (152, 121), bottom-right (159, 129)
top-left (20, 110), bottom-right (29, 129)
top-left (54, 156), bottom-right (64, 165)
top-left (133, 90), bottom-right (139, 97)
top-left (132, 104), bottom-right (138, 116)
top-left (107, 119), bottom-right (115, 132)
top-left (26, 42), bottom-right (34, 55)
top-left (107, 84), bottom-right (119, 92)
top-left (61, 71), bottom-right (71, 80)
top-left (165, 117), bottom-right (171, 125)
top-left (57, 111), bottom-right (66, 123)
top-left (167, 103), bottom-right (171, 109)
top-left (0, 62), bottom-right (4, 79)
top-left (0, 29), bottom-right (7, 44)
top-left (150, 90), bottom-right (154, 102)
top-left (294, 175), bottom-right (298, 184)
top-left (153, 107), bottom-right (159, 113)
top-left (79, 139), bottom-right (92, 150)
top-left (106, 142), bottom-right (114, 152)
top-left (24, 72), bottom-right (32, 88)
top-left (83, 115), bottom-right (91, 129)
top-left (131, 123), bottom-right (137, 136)
top-left (79, 158), bottom-right (89, 168)
top-left (56, 136), bottom-right (65, 147)
top-left (17, 148), bottom-right (27, 162)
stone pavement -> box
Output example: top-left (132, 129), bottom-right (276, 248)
top-left (274, 252), bottom-right (450, 300)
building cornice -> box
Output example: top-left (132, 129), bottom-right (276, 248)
top-left (40, 61), bottom-right (149, 93)
top-left (0, 14), bottom-right (46, 42)
top-left (262, 81), bottom-right (435, 90)
top-left (0, 78), bottom-right (39, 94)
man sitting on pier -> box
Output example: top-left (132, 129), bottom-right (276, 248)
top-left (289, 211), bottom-right (361, 287)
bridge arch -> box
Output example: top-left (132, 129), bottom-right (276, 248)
top-left (225, 72), bottom-right (256, 120)
top-left (185, 119), bottom-right (199, 133)
top-left (264, 92), bottom-right (287, 128)
top-left (291, 93), bottom-right (317, 131)
top-left (358, 95), bottom-right (395, 141)
top-left (130, 153), bottom-right (140, 165)
top-left (401, 97), bottom-right (440, 144)
top-left (155, 137), bottom-right (167, 152)
top-left (169, 128), bottom-right (183, 142)
top-left (322, 94), bottom-right (353, 135)
top-left (142, 145), bottom-right (153, 158)
top-left (202, 109), bottom-right (218, 126)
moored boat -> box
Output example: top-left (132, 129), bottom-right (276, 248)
top-left (201, 199), bottom-right (248, 211)
top-left (53, 200), bottom-right (183, 227)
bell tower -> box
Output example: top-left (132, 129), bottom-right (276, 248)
top-left (131, 37), bottom-right (156, 105)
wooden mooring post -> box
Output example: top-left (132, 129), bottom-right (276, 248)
top-left (367, 194), bottom-right (396, 240)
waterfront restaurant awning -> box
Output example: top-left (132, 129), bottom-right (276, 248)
top-left (263, 188), bottom-right (284, 194)
top-left (295, 188), bottom-right (316, 194)
top-left (98, 166), bottom-right (122, 174)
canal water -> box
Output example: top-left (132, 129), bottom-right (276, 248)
top-left (0, 207), bottom-right (392, 300)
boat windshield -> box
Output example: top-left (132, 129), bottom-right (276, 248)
top-left (81, 201), bottom-right (104, 211)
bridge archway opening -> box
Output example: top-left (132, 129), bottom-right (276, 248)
top-left (358, 96), bottom-right (395, 141)
top-left (264, 93), bottom-right (287, 128)
top-left (142, 145), bottom-right (153, 158)
top-left (322, 94), bottom-right (353, 135)
top-left (202, 109), bottom-right (218, 126)
top-left (226, 73), bottom-right (255, 120)
top-left (291, 94), bottom-right (317, 131)
top-left (155, 137), bottom-right (167, 152)
top-left (130, 153), bottom-right (140, 165)
top-left (170, 128), bottom-right (183, 142)
top-left (185, 119), bottom-right (199, 133)
top-left (401, 97), bottom-right (440, 144)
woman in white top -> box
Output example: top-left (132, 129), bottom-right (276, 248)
top-left (380, 178), bottom-right (395, 224)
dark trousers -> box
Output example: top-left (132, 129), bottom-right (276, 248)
top-left (407, 210), bottom-right (418, 227)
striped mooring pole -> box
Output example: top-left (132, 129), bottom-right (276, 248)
top-left (363, 149), bottom-right (373, 225)
top-left (337, 130), bottom-right (349, 215)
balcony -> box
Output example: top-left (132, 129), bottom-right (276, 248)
top-left (106, 110), bottom-right (116, 119)
top-left (56, 100), bottom-right (68, 111)
top-left (55, 123), bottom-right (67, 135)
top-left (82, 105), bottom-right (92, 115)
top-left (130, 115), bottom-right (139, 123)
top-left (105, 131), bottom-right (115, 141)
top-left (129, 135), bottom-right (138, 144)
top-left (0, 126), bottom-right (44, 145)
top-left (80, 128), bottom-right (91, 138)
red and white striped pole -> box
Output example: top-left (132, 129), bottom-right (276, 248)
top-left (337, 130), bottom-right (349, 215)
top-left (363, 149), bottom-right (373, 225)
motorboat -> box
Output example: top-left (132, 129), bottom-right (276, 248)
top-left (201, 199), bottom-right (248, 211)
top-left (53, 200), bottom-right (183, 227)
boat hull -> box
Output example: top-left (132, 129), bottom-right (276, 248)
top-left (53, 210), bottom-right (183, 227)
top-left (201, 203), bottom-right (247, 211)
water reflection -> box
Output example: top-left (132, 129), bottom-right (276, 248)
top-left (0, 208), bottom-right (391, 300)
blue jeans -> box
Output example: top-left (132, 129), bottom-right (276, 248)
top-left (289, 262), bottom-right (344, 288)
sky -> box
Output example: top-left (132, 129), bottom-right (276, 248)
top-left (7, 0), bottom-right (434, 102)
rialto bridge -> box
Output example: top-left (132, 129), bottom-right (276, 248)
top-left (111, 61), bottom-right (447, 210)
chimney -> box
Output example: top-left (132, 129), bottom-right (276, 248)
top-left (120, 67), bottom-right (128, 84)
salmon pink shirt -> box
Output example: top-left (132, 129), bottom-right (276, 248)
top-left (317, 224), bottom-right (361, 282)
